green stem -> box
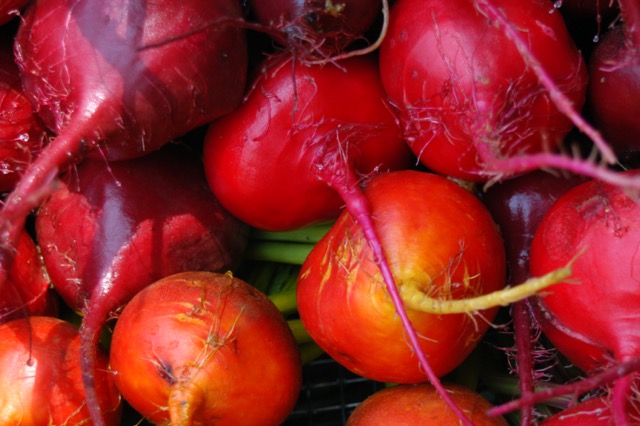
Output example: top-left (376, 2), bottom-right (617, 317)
top-left (244, 241), bottom-right (314, 265)
top-left (298, 341), bottom-right (325, 365)
top-left (270, 288), bottom-right (298, 316)
top-left (243, 261), bottom-right (277, 294)
top-left (250, 222), bottom-right (333, 244)
top-left (266, 264), bottom-right (298, 295)
top-left (288, 318), bottom-right (313, 345)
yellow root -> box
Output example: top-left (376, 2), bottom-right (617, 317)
top-left (399, 264), bottom-right (572, 315)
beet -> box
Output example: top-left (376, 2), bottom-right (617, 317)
top-left (36, 144), bottom-right (249, 425)
top-left (0, 0), bottom-right (249, 294)
top-left (588, 24), bottom-right (640, 165)
top-left (482, 170), bottom-right (588, 424)
top-left (379, 0), bottom-right (588, 182)
top-left (0, 229), bottom-right (58, 323)
top-left (248, 0), bottom-right (382, 55)
top-left (526, 172), bottom-right (640, 425)
top-left (0, 316), bottom-right (122, 425)
top-left (0, 37), bottom-right (49, 194)
top-left (203, 53), bottom-right (413, 231)
top-left (110, 271), bottom-right (302, 425)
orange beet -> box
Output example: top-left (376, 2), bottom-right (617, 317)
top-left (347, 383), bottom-right (508, 425)
top-left (110, 271), bottom-right (302, 426)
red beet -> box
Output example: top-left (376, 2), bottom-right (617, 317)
top-left (0, 37), bottom-right (49, 194)
top-left (588, 24), bottom-right (640, 164)
top-left (0, 316), bottom-right (122, 425)
top-left (540, 396), bottom-right (612, 425)
top-left (0, 229), bottom-right (58, 323)
top-left (527, 172), bottom-right (640, 425)
top-left (379, 0), bottom-right (588, 182)
top-left (0, 0), bottom-right (249, 296)
top-left (203, 53), bottom-right (413, 231)
top-left (36, 144), bottom-right (249, 425)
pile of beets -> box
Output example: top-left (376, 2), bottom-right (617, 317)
top-left (0, 0), bottom-right (639, 424)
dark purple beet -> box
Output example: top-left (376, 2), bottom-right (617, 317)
top-left (248, 0), bottom-right (382, 54)
top-left (482, 170), bottom-right (587, 425)
top-left (483, 171), bottom-right (589, 284)
top-left (0, 0), bottom-right (249, 299)
top-left (588, 24), bottom-right (640, 164)
top-left (35, 144), bottom-right (249, 425)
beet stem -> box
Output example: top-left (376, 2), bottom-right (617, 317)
top-left (79, 307), bottom-right (111, 426)
top-left (0, 129), bottom-right (84, 287)
top-left (612, 373), bottom-right (633, 426)
top-left (250, 222), bottom-right (333, 244)
top-left (399, 265), bottom-right (571, 314)
top-left (487, 356), bottom-right (640, 417)
top-left (512, 300), bottom-right (536, 426)
top-left (477, 148), bottom-right (640, 191)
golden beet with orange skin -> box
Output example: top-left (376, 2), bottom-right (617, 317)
top-left (110, 271), bottom-right (302, 426)
top-left (297, 170), bottom-right (506, 383)
top-left (347, 383), bottom-right (508, 426)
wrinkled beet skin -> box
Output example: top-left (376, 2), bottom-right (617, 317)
top-left (530, 172), bottom-right (640, 373)
top-left (203, 54), bottom-right (414, 232)
top-left (0, 316), bottom-right (122, 425)
top-left (14, 0), bottom-right (248, 161)
top-left (588, 25), bottom-right (640, 161)
top-left (379, 0), bottom-right (587, 182)
top-left (35, 145), bottom-right (249, 314)
top-left (110, 272), bottom-right (302, 425)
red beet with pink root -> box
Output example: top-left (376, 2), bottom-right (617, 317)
top-left (525, 172), bottom-right (640, 425)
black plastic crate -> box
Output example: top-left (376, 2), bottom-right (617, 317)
top-left (283, 355), bottom-right (386, 426)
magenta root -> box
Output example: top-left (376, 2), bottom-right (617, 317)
top-left (511, 300), bottom-right (536, 426)
top-left (487, 356), bottom-right (640, 419)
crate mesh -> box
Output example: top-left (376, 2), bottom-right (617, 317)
top-left (283, 355), bottom-right (386, 425)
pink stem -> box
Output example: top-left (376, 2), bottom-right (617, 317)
top-left (79, 314), bottom-right (108, 426)
top-left (477, 148), bottom-right (640, 190)
top-left (326, 167), bottom-right (473, 426)
top-left (487, 356), bottom-right (640, 417)
top-left (0, 129), bottom-right (84, 288)
top-left (512, 300), bottom-right (536, 426)
top-left (612, 373), bottom-right (632, 426)
top-left (474, 0), bottom-right (618, 165)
